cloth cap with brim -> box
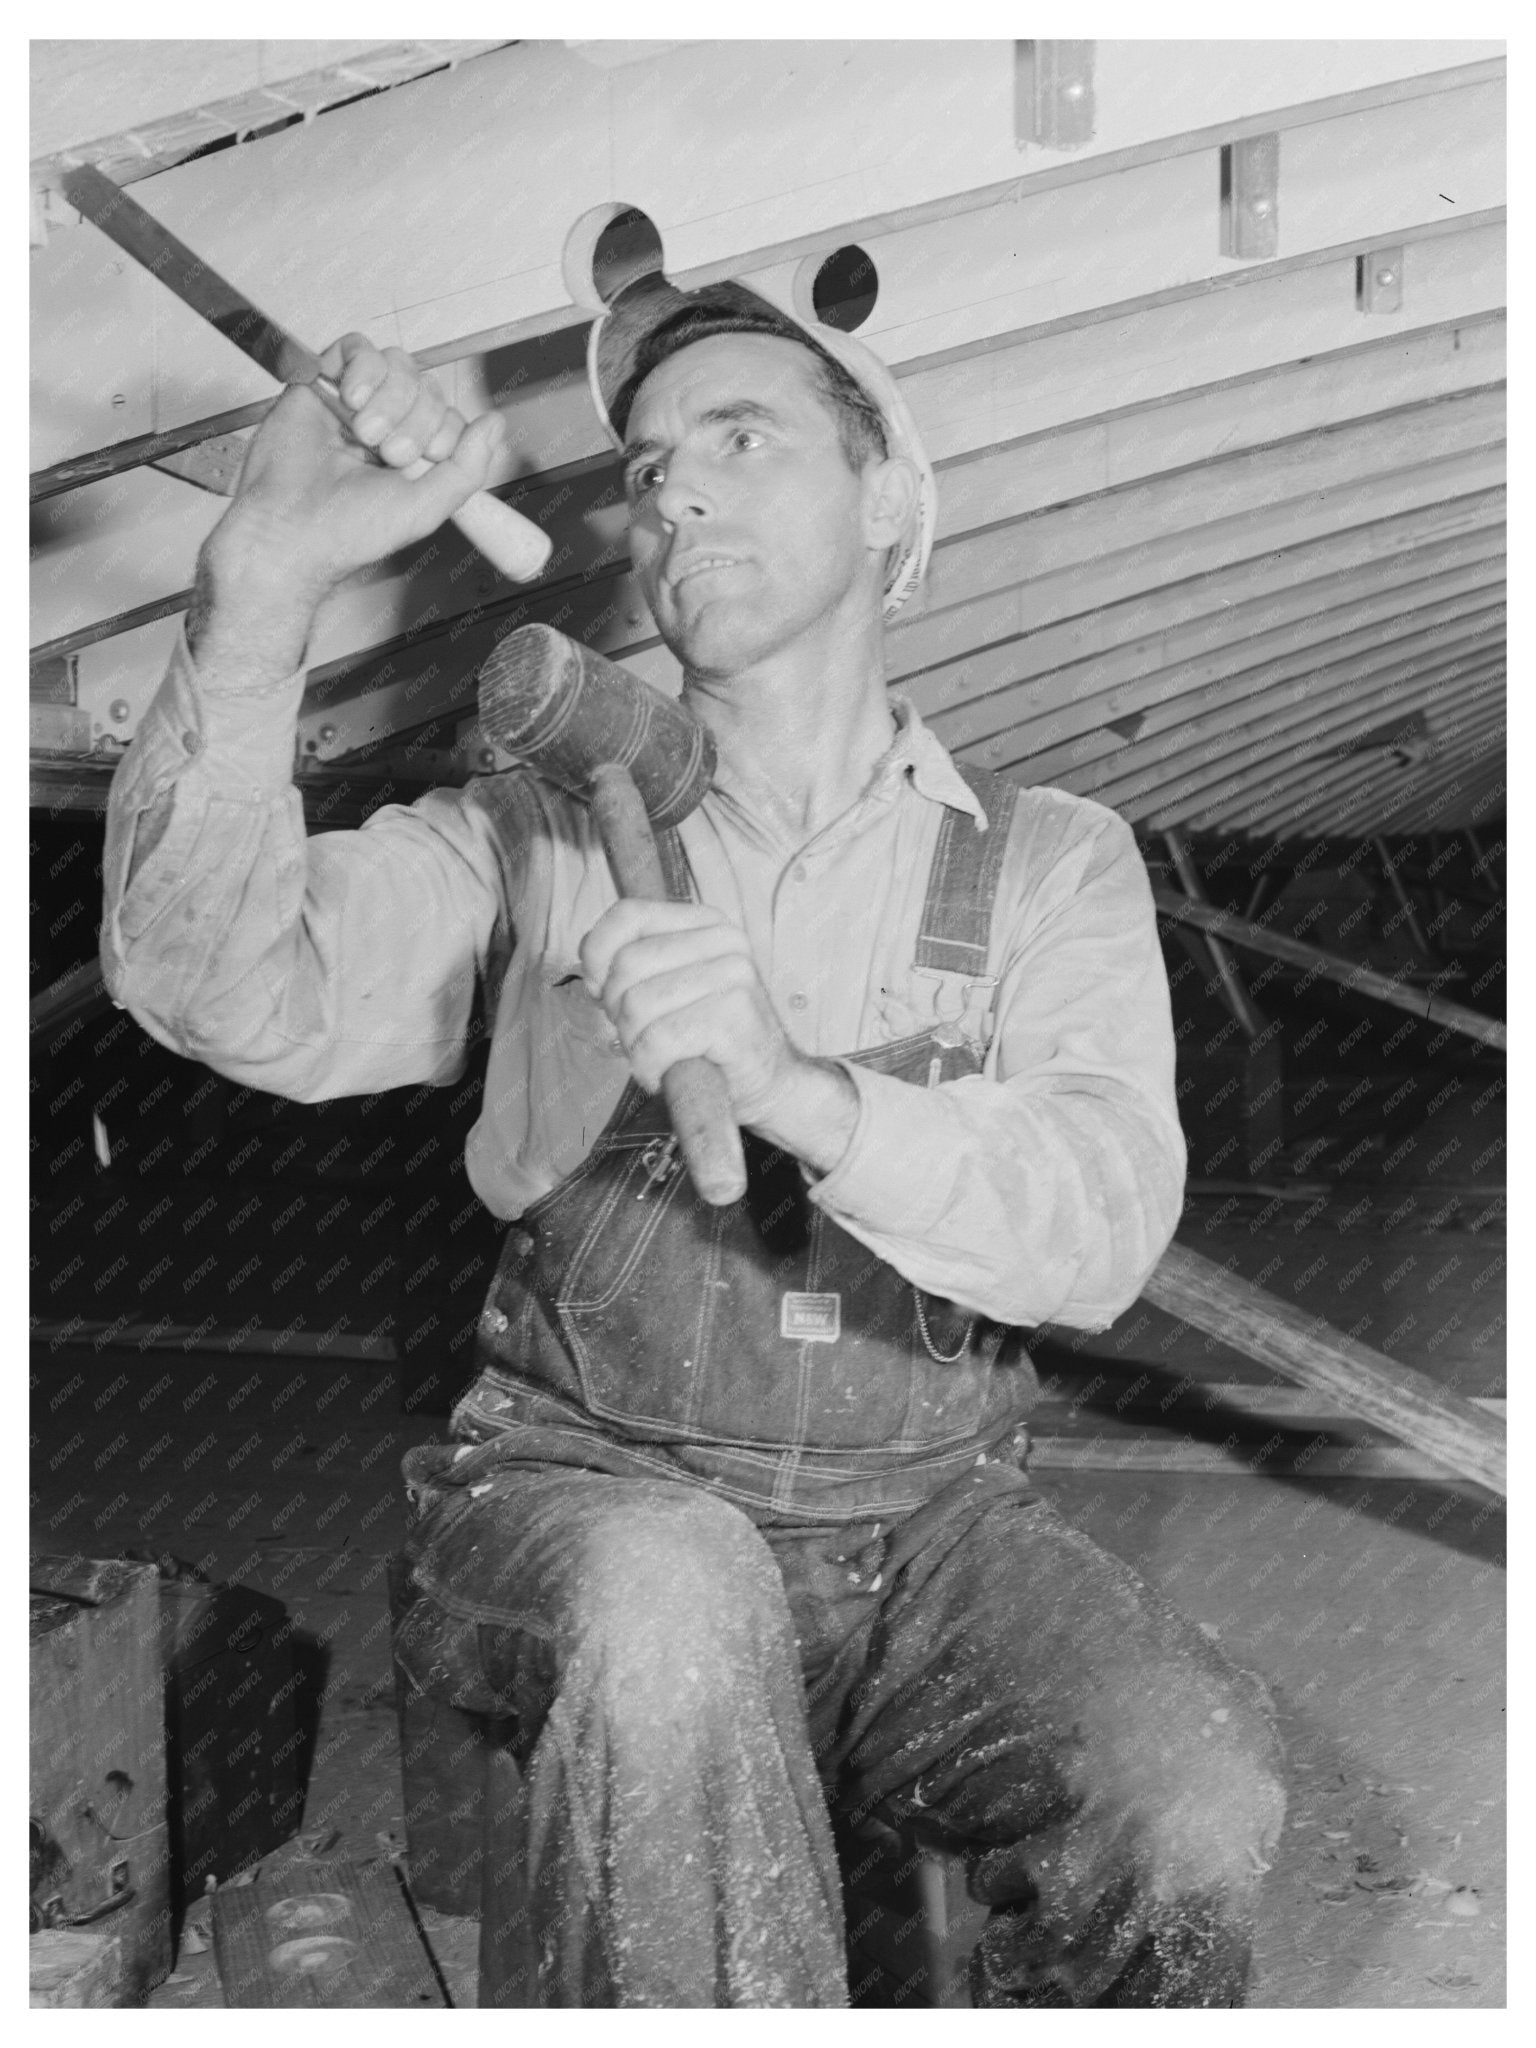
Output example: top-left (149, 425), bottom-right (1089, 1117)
top-left (588, 275), bottom-right (936, 617)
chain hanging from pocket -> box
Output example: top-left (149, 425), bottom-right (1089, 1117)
top-left (913, 1288), bottom-right (974, 1364)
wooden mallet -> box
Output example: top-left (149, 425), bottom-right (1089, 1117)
top-left (477, 624), bottom-right (748, 1206)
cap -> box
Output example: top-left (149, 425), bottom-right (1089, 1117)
top-left (587, 274), bottom-right (936, 616)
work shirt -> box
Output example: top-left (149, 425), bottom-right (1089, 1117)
top-left (101, 629), bottom-right (1185, 1333)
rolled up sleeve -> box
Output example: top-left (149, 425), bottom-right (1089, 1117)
top-left (101, 628), bottom-right (517, 1102)
top-left (808, 800), bottom-right (1185, 1330)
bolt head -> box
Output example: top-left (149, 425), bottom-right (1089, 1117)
top-left (317, 723), bottom-right (337, 745)
top-left (1375, 267), bottom-right (1396, 287)
top-left (108, 699), bottom-right (130, 723)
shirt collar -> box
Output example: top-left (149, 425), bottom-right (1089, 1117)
top-left (871, 694), bottom-right (990, 829)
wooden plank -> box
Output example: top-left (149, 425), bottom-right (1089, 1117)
top-left (915, 426), bottom-right (1505, 626)
top-left (1219, 691), bottom-right (1504, 837)
top-left (932, 379), bottom-right (1505, 552)
top-left (1170, 671), bottom-right (1505, 837)
top-left (896, 521), bottom-right (1504, 711)
top-left (1296, 714), bottom-right (1505, 840)
top-left (211, 1860), bottom-right (447, 2008)
top-left (1140, 1243), bottom-right (1505, 1495)
top-left (1181, 664), bottom-right (1504, 831)
top-left (30, 41), bottom-right (393, 158)
top-left (34, 385), bottom-right (1505, 781)
top-left (859, 84), bottom-right (1503, 366)
top-left (922, 561), bottom-right (1504, 760)
top-left (29, 1559), bottom-right (172, 2002)
top-left (989, 627), bottom-right (1503, 813)
top-left (1027, 1438), bottom-right (1503, 1479)
top-left (1036, 1385), bottom-right (1505, 1423)
top-left (1172, 661), bottom-right (1504, 833)
top-left (1375, 755), bottom-right (1508, 839)
top-left (1080, 626), bottom-right (1506, 816)
top-left (1150, 889), bottom-right (1505, 1047)
top-left (35, 300), bottom-right (1503, 668)
top-left (887, 491), bottom-right (1504, 682)
top-left (30, 48), bottom-right (1504, 468)
top-left (29, 216), bottom-right (1504, 506)
top-left (29, 1314), bottom-right (397, 1360)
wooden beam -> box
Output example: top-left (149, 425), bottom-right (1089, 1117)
top-left (29, 212), bottom-right (1503, 508)
top-left (1172, 657), bottom-right (1504, 833)
top-left (932, 379), bottom-right (1505, 555)
top-left (1263, 699), bottom-right (1504, 838)
top-left (932, 570), bottom-right (1504, 768)
top-left (1006, 633), bottom-right (1503, 818)
top-left (897, 523), bottom-right (1504, 712)
top-left (1125, 644), bottom-right (1505, 828)
top-left (1160, 654), bottom-right (1503, 832)
top-left (1150, 887), bottom-right (1505, 1047)
top-left (30, 960), bottom-right (111, 1042)
top-left (1305, 717), bottom-right (1505, 839)
top-left (1142, 1243), bottom-right (1504, 1495)
top-left (1381, 758), bottom-right (1507, 839)
top-left (917, 430), bottom-right (1504, 626)
top-left (888, 489), bottom-right (1504, 680)
top-left (1162, 828), bottom-right (1265, 1039)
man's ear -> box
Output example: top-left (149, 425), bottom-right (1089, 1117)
top-left (861, 454), bottom-right (920, 553)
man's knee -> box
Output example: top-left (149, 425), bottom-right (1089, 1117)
top-left (561, 1487), bottom-right (786, 1707)
top-left (1117, 1655), bottom-right (1286, 1903)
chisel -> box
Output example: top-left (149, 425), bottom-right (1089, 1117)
top-left (58, 161), bottom-right (551, 584)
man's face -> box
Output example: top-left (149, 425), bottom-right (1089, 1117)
top-left (621, 333), bottom-right (882, 676)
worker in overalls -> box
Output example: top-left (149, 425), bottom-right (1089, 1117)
top-left (103, 278), bottom-right (1285, 2006)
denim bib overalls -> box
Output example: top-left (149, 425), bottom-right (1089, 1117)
top-left (435, 762), bottom-right (1038, 1527)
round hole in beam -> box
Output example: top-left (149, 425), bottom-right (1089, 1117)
top-left (795, 244), bottom-right (879, 333)
top-left (562, 203), bottom-right (665, 312)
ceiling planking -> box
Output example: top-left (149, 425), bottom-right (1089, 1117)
top-left (30, 40), bottom-right (1504, 838)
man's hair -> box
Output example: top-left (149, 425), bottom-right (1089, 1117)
top-left (610, 292), bottom-right (890, 475)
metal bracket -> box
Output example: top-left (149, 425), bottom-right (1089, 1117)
top-left (1356, 244), bottom-right (1404, 314)
top-left (149, 431), bottom-right (253, 497)
top-left (1220, 134), bottom-right (1279, 260)
top-left (1014, 42), bottom-right (1096, 152)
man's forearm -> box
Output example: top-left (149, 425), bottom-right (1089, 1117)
top-left (184, 515), bottom-right (326, 695)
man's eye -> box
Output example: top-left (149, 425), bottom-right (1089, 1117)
top-left (628, 461), bottom-right (665, 496)
top-left (728, 428), bottom-right (763, 452)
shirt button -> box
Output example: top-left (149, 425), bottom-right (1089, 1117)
top-left (789, 992), bottom-right (809, 1013)
top-left (481, 1307), bottom-right (510, 1336)
top-left (791, 863), bottom-right (808, 883)
top-left (182, 729), bottom-right (201, 754)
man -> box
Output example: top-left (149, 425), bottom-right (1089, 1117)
top-left (103, 276), bottom-right (1284, 2007)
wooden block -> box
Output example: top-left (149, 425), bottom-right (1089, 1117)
top-left (30, 1556), bottom-right (172, 2003)
top-left (29, 1928), bottom-right (123, 2008)
top-left (211, 1860), bottom-right (448, 2008)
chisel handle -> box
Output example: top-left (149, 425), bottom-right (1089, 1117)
top-left (309, 375), bottom-right (552, 585)
top-left (587, 762), bottom-right (749, 1208)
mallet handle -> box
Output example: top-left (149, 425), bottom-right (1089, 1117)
top-left (588, 763), bottom-right (749, 1207)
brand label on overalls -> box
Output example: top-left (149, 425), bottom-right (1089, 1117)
top-left (780, 1292), bottom-right (841, 1343)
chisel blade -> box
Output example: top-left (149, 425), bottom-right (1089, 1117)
top-left (58, 161), bottom-right (320, 390)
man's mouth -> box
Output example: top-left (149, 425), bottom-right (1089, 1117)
top-left (669, 554), bottom-right (741, 592)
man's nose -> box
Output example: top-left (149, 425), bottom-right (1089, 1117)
top-left (652, 455), bottom-right (713, 526)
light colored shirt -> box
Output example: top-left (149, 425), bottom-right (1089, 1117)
top-left (101, 630), bottom-right (1185, 1332)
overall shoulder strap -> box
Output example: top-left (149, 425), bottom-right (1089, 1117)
top-left (913, 763), bottom-right (1021, 976)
